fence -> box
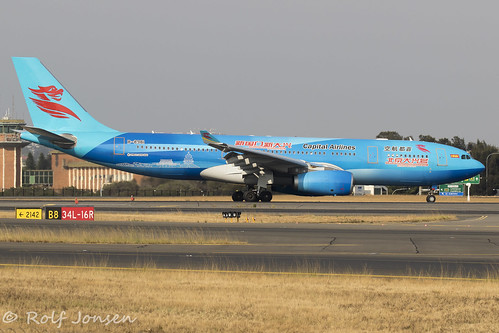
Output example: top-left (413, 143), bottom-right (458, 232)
top-left (0, 188), bottom-right (234, 197)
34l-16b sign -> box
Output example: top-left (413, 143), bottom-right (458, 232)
top-left (46, 207), bottom-right (94, 220)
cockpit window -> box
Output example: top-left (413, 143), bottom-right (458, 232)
top-left (461, 155), bottom-right (471, 160)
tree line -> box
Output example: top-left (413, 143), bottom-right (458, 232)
top-left (25, 152), bottom-right (51, 170)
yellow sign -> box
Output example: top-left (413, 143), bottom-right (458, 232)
top-left (16, 208), bottom-right (42, 219)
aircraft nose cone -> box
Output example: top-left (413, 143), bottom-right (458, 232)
top-left (475, 160), bottom-right (485, 173)
top-left (469, 159), bottom-right (485, 176)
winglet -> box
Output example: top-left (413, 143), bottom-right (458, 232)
top-left (200, 130), bottom-right (220, 145)
top-left (200, 130), bottom-right (228, 151)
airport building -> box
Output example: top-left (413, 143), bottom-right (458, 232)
top-left (0, 117), bottom-right (30, 189)
top-left (0, 114), bottom-right (144, 191)
top-left (51, 151), bottom-right (145, 191)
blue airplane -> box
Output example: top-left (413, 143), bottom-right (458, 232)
top-left (12, 57), bottom-right (484, 202)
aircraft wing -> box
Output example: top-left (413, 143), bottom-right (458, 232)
top-left (201, 131), bottom-right (337, 175)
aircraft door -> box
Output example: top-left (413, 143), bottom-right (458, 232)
top-left (367, 146), bottom-right (378, 164)
top-left (114, 137), bottom-right (125, 155)
top-left (436, 148), bottom-right (447, 166)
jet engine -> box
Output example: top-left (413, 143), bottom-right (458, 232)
top-left (294, 170), bottom-right (353, 196)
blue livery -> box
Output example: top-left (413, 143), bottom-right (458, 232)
top-left (12, 57), bottom-right (485, 202)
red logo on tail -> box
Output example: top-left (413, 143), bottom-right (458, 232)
top-left (29, 86), bottom-right (81, 121)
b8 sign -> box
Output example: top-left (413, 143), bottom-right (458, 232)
top-left (46, 207), bottom-right (62, 220)
top-left (46, 207), bottom-right (94, 220)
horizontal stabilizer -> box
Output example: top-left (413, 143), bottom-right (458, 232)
top-left (23, 126), bottom-right (76, 149)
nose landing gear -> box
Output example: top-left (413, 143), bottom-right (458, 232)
top-left (426, 194), bottom-right (436, 203)
top-left (425, 187), bottom-right (438, 203)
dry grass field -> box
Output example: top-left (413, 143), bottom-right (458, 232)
top-left (94, 212), bottom-right (455, 224)
top-left (0, 225), bottom-right (244, 244)
top-left (0, 210), bottom-right (456, 224)
top-left (0, 195), bottom-right (496, 332)
top-left (0, 265), bottom-right (498, 332)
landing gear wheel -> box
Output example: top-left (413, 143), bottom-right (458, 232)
top-left (232, 191), bottom-right (244, 202)
top-left (259, 190), bottom-right (273, 202)
top-left (426, 194), bottom-right (436, 203)
top-left (243, 191), bottom-right (259, 202)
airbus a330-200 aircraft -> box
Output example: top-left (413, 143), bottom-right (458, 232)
top-left (12, 57), bottom-right (485, 203)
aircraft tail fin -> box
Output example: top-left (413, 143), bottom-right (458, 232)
top-left (12, 57), bottom-right (114, 133)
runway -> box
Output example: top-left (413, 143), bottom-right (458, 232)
top-left (1, 198), bottom-right (499, 215)
top-left (1, 199), bottom-right (499, 277)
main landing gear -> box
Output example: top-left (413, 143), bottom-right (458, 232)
top-left (232, 189), bottom-right (273, 202)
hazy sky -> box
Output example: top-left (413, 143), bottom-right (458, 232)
top-left (1, 1), bottom-right (498, 145)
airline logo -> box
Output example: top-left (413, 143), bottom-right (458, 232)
top-left (386, 157), bottom-right (429, 167)
top-left (235, 140), bottom-right (292, 150)
top-left (416, 144), bottom-right (430, 153)
top-left (29, 86), bottom-right (81, 121)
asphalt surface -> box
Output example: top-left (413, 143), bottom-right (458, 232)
top-left (1, 199), bottom-right (499, 215)
top-left (1, 199), bottom-right (499, 277)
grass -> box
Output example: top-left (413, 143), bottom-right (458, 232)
top-left (0, 226), bottom-right (244, 245)
top-left (0, 196), bottom-right (493, 331)
top-left (0, 209), bottom-right (456, 224)
top-left (0, 265), bottom-right (499, 332)
top-left (95, 212), bottom-right (456, 224)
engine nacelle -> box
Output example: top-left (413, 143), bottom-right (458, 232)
top-left (294, 170), bottom-right (353, 196)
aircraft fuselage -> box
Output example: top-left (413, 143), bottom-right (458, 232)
top-left (69, 132), bottom-right (484, 187)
